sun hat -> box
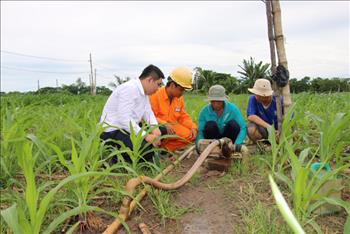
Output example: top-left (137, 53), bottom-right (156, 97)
top-left (248, 78), bottom-right (273, 96)
top-left (206, 85), bottom-right (228, 101)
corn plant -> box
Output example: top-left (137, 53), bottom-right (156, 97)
top-left (264, 103), bottom-right (297, 173)
top-left (116, 122), bottom-right (167, 174)
top-left (269, 175), bottom-right (305, 234)
top-left (0, 135), bottom-right (120, 234)
top-left (306, 112), bottom-right (350, 166)
top-left (48, 123), bottom-right (129, 227)
top-left (274, 143), bottom-right (349, 232)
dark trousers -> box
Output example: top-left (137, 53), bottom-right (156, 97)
top-left (100, 129), bottom-right (155, 164)
top-left (203, 120), bottom-right (240, 143)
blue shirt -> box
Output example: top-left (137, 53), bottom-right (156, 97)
top-left (196, 101), bottom-right (247, 145)
top-left (247, 95), bottom-right (282, 130)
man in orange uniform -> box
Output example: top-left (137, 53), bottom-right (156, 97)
top-left (149, 67), bottom-right (197, 152)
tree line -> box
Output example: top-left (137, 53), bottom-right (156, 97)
top-left (2, 58), bottom-right (349, 95)
top-left (193, 57), bottom-right (349, 94)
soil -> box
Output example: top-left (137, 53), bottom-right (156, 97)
top-left (117, 155), bottom-right (244, 234)
top-left (96, 151), bottom-right (347, 234)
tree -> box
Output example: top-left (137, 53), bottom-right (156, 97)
top-left (289, 76), bottom-right (311, 93)
top-left (237, 57), bottom-right (270, 93)
top-left (108, 75), bottom-right (131, 89)
top-left (193, 67), bottom-right (238, 93)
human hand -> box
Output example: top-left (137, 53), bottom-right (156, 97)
top-left (189, 128), bottom-right (198, 141)
top-left (145, 134), bottom-right (161, 147)
top-left (165, 124), bottom-right (176, 135)
top-left (151, 127), bottom-right (161, 137)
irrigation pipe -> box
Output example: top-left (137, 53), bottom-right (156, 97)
top-left (103, 145), bottom-right (195, 234)
top-left (103, 139), bottom-right (249, 234)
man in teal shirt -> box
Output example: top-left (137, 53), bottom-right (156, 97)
top-left (196, 85), bottom-right (246, 149)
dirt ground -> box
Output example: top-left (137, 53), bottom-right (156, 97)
top-left (117, 156), bottom-right (246, 234)
top-left (108, 152), bottom-right (347, 234)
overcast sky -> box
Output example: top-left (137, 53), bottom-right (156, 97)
top-left (1, 1), bottom-right (349, 92)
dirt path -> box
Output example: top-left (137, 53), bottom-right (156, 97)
top-left (117, 155), bottom-right (253, 234)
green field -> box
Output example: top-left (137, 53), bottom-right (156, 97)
top-left (1, 92), bottom-right (349, 233)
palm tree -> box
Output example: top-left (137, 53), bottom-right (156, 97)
top-left (108, 75), bottom-right (131, 89)
top-left (237, 57), bottom-right (270, 92)
top-left (193, 67), bottom-right (217, 92)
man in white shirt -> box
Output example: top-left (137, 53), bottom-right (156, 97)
top-left (100, 64), bottom-right (165, 163)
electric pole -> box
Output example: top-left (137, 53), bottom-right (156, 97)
top-left (93, 68), bottom-right (97, 95)
top-left (89, 53), bottom-right (95, 96)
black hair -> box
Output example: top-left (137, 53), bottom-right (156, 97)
top-left (166, 77), bottom-right (174, 87)
top-left (166, 77), bottom-right (181, 87)
top-left (139, 64), bottom-right (164, 80)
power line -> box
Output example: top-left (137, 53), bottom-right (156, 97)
top-left (1, 65), bottom-right (88, 75)
top-left (94, 61), bottom-right (123, 72)
top-left (1, 50), bottom-right (87, 63)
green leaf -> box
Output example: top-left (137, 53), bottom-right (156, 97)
top-left (65, 221), bottom-right (80, 234)
top-left (1, 204), bottom-right (22, 234)
top-left (307, 219), bottom-right (322, 234)
top-left (322, 197), bottom-right (350, 214)
top-left (344, 216), bottom-right (350, 234)
top-left (269, 175), bottom-right (305, 234)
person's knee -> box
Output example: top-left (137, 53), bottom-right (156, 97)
top-left (227, 119), bottom-right (240, 132)
top-left (203, 121), bottom-right (220, 139)
top-left (247, 125), bottom-right (262, 143)
top-left (204, 121), bottom-right (218, 131)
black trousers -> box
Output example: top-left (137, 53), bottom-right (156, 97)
top-left (203, 120), bottom-right (240, 143)
top-left (100, 129), bottom-right (155, 164)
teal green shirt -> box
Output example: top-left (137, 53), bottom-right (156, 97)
top-left (196, 101), bottom-right (246, 145)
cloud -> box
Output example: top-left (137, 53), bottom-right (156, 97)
top-left (1, 1), bottom-right (349, 92)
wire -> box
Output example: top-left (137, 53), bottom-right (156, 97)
top-left (1, 50), bottom-right (87, 63)
top-left (94, 63), bottom-right (120, 72)
top-left (1, 65), bottom-right (88, 75)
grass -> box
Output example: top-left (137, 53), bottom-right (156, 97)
top-left (147, 188), bottom-right (199, 226)
top-left (239, 201), bottom-right (293, 234)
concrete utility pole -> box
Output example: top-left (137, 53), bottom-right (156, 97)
top-left (89, 53), bottom-right (96, 96)
top-left (37, 80), bottom-right (40, 91)
top-left (93, 68), bottom-right (97, 95)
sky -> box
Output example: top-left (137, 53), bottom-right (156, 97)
top-left (1, 1), bottom-right (349, 92)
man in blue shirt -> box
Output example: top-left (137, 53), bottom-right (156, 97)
top-left (247, 78), bottom-right (282, 143)
top-left (196, 85), bottom-right (246, 149)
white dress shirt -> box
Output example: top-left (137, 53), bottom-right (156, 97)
top-left (100, 79), bottom-right (158, 136)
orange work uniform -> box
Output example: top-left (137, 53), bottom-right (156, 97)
top-left (149, 87), bottom-right (197, 152)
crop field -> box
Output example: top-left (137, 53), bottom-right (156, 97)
top-left (0, 92), bottom-right (349, 233)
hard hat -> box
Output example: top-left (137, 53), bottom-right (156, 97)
top-left (169, 67), bottom-right (193, 90)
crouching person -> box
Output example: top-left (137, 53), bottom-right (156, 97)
top-left (196, 85), bottom-right (246, 151)
top-left (246, 78), bottom-right (283, 143)
top-left (149, 67), bottom-right (198, 152)
top-left (99, 64), bottom-right (165, 164)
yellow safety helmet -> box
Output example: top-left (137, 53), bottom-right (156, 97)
top-left (169, 67), bottom-right (193, 90)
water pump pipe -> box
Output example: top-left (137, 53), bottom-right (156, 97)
top-left (103, 145), bottom-right (195, 234)
top-left (104, 138), bottom-right (247, 234)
